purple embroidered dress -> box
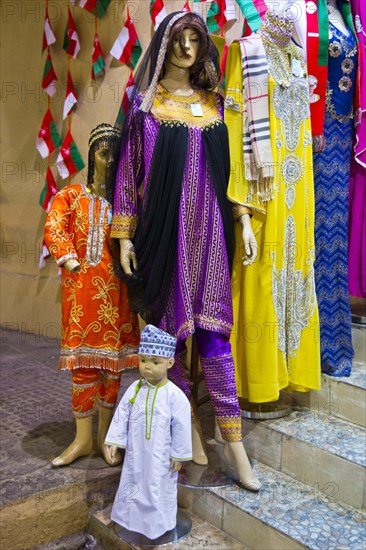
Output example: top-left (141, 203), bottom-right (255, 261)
top-left (111, 85), bottom-right (233, 341)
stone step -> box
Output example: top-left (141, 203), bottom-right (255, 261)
top-left (292, 361), bottom-right (366, 428)
top-left (352, 323), bottom-right (366, 365)
top-left (178, 460), bottom-right (366, 550)
top-left (89, 505), bottom-right (249, 549)
top-left (241, 407), bottom-right (366, 510)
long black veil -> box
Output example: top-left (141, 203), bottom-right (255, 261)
top-left (112, 11), bottom-right (234, 327)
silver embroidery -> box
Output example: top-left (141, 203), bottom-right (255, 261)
top-left (84, 186), bottom-right (109, 267)
top-left (273, 79), bottom-right (310, 151)
top-left (272, 215), bottom-right (316, 359)
top-left (225, 95), bottom-right (241, 111)
top-left (282, 153), bottom-right (303, 209)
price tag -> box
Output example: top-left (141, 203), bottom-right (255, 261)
top-left (191, 103), bottom-right (203, 117)
top-left (292, 58), bottom-right (303, 77)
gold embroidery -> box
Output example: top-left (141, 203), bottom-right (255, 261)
top-left (150, 85), bottom-right (223, 129)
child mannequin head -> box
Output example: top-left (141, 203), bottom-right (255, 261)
top-left (138, 325), bottom-right (176, 386)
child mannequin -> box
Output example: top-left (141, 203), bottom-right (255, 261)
top-left (44, 124), bottom-right (139, 467)
top-left (105, 325), bottom-right (192, 540)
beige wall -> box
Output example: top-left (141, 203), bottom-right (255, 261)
top-left (0, 0), bottom-right (243, 336)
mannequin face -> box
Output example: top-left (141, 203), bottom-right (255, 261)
top-left (93, 141), bottom-right (115, 182)
top-left (168, 28), bottom-right (200, 69)
top-left (139, 354), bottom-right (174, 385)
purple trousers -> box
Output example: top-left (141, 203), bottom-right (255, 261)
top-left (169, 328), bottom-right (242, 442)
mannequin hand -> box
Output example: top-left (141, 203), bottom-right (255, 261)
top-left (63, 259), bottom-right (81, 273)
top-left (119, 238), bottom-right (137, 275)
top-left (238, 214), bottom-right (258, 266)
top-left (171, 460), bottom-right (182, 472)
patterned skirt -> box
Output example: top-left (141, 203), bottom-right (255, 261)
top-left (313, 113), bottom-right (354, 376)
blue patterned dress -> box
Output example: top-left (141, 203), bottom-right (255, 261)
top-left (313, 22), bottom-right (357, 376)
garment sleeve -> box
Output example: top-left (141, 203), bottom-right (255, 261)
top-left (105, 381), bottom-right (137, 448)
top-left (224, 41), bottom-right (266, 218)
top-left (111, 96), bottom-right (145, 239)
top-left (170, 390), bottom-right (192, 461)
top-left (44, 187), bottom-right (79, 266)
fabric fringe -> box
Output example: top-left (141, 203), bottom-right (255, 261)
top-left (59, 350), bottom-right (139, 373)
top-left (248, 174), bottom-right (274, 204)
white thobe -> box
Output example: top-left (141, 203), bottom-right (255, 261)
top-left (105, 378), bottom-right (192, 540)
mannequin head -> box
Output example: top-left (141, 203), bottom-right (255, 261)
top-left (138, 324), bottom-right (176, 385)
top-left (160, 12), bottom-right (219, 90)
top-left (139, 354), bottom-right (174, 386)
top-left (87, 124), bottom-right (121, 199)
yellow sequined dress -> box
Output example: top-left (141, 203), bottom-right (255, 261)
top-left (225, 41), bottom-right (321, 402)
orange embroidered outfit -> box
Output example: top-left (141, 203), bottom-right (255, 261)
top-left (44, 183), bottom-right (139, 416)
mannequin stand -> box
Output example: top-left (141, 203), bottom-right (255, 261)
top-left (178, 441), bottom-right (234, 488)
top-left (239, 391), bottom-right (294, 420)
top-left (114, 509), bottom-right (192, 547)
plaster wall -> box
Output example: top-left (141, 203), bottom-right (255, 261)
top-left (1, 0), bottom-right (204, 336)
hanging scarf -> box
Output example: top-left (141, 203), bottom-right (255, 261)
top-left (238, 35), bottom-right (274, 203)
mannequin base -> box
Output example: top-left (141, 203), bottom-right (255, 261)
top-left (239, 391), bottom-right (293, 420)
top-left (114, 509), bottom-right (191, 547)
top-left (178, 441), bottom-right (233, 488)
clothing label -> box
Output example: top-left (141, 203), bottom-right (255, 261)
top-left (292, 58), bottom-right (303, 77)
top-left (191, 103), bottom-right (203, 117)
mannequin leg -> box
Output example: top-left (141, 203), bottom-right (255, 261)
top-left (52, 367), bottom-right (98, 466)
top-left (97, 370), bottom-right (123, 465)
top-left (170, 342), bottom-right (208, 465)
top-left (196, 328), bottom-right (261, 491)
top-left (52, 415), bottom-right (93, 466)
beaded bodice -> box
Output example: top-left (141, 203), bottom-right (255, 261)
top-left (326, 21), bottom-right (358, 122)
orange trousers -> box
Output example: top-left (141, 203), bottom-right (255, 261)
top-left (71, 368), bottom-right (121, 417)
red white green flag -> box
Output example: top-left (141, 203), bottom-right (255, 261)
top-left (36, 109), bottom-right (62, 159)
top-left (39, 167), bottom-right (58, 212)
top-left (42, 53), bottom-right (58, 97)
top-left (63, 8), bottom-right (80, 58)
top-left (56, 129), bottom-right (85, 179)
top-left (91, 33), bottom-right (105, 80)
top-left (182, 2), bottom-right (191, 11)
top-left (39, 239), bottom-right (51, 269)
top-left (116, 70), bottom-right (135, 126)
top-left (206, 0), bottom-right (227, 33)
top-left (150, 0), bottom-right (167, 30)
top-left (79, 0), bottom-right (112, 18)
top-left (42, 8), bottom-right (56, 52)
top-left (110, 10), bottom-right (142, 69)
top-left (63, 70), bottom-right (78, 119)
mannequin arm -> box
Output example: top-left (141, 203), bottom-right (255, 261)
top-left (63, 259), bottom-right (81, 273)
top-left (238, 214), bottom-right (258, 265)
top-left (119, 238), bottom-right (138, 275)
top-left (171, 460), bottom-right (182, 472)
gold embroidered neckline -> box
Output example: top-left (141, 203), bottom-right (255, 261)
top-left (157, 83), bottom-right (200, 101)
top-left (151, 85), bottom-right (222, 129)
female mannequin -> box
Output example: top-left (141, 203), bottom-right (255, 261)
top-left (111, 12), bottom-right (260, 491)
top-left (44, 124), bottom-right (140, 466)
top-left (225, 11), bottom-right (321, 402)
top-left (312, 0), bottom-right (358, 375)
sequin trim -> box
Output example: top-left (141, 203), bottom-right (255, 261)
top-left (57, 253), bottom-right (78, 266)
top-left (83, 185), bottom-right (110, 267)
top-left (272, 215), bottom-right (317, 360)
